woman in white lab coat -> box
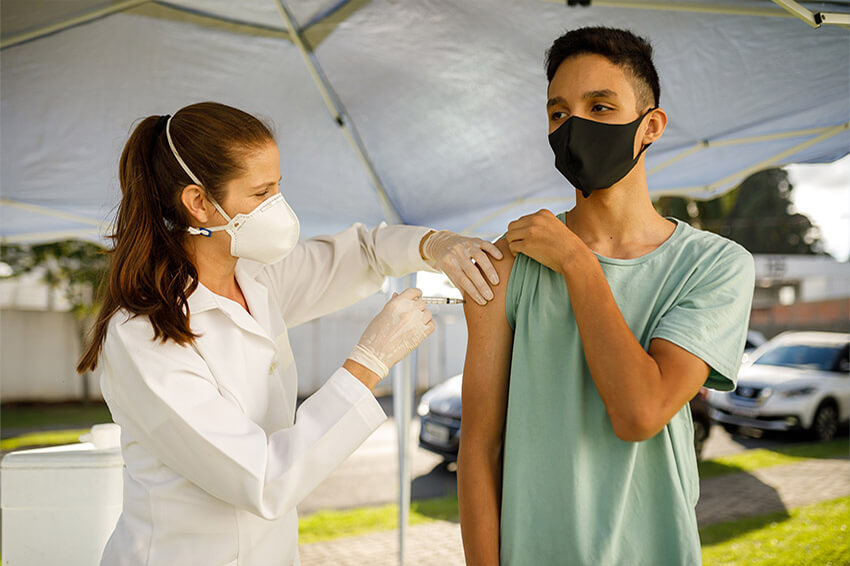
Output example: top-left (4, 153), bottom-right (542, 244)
top-left (76, 102), bottom-right (501, 566)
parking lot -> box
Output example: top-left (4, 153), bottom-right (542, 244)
top-left (298, 395), bottom-right (846, 514)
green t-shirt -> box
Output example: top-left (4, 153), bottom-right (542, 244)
top-left (501, 216), bottom-right (754, 566)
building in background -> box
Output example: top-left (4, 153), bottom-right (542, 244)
top-left (750, 255), bottom-right (850, 338)
top-left (0, 274), bottom-right (469, 402)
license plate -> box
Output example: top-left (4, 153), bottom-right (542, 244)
top-left (423, 421), bottom-right (450, 444)
top-left (730, 406), bottom-right (760, 418)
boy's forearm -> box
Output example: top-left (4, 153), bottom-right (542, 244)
top-left (562, 247), bottom-right (656, 384)
top-left (560, 249), bottom-right (704, 439)
top-left (458, 445), bottom-right (502, 565)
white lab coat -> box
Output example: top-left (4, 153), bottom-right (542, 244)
top-left (99, 223), bottom-right (432, 566)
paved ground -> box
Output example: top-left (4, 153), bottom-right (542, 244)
top-left (298, 398), bottom-right (448, 515)
top-left (298, 412), bottom-right (820, 514)
top-left (299, 451), bottom-right (850, 566)
top-left (696, 457), bottom-right (850, 526)
top-left (299, 521), bottom-right (466, 566)
top-left (4, 404), bottom-right (848, 565)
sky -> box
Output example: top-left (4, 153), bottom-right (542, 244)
top-left (787, 155), bottom-right (850, 262)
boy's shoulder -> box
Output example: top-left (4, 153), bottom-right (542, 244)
top-left (671, 219), bottom-right (752, 262)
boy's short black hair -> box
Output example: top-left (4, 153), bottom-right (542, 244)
top-left (545, 27), bottom-right (660, 111)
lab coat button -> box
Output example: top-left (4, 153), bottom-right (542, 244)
top-left (270, 361), bottom-right (279, 374)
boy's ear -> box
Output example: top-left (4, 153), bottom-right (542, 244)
top-left (642, 108), bottom-right (668, 145)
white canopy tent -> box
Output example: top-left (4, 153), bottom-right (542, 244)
top-left (2, 0), bottom-right (848, 244)
top-left (2, 1), bottom-right (848, 563)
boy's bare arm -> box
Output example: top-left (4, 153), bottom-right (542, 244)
top-left (458, 238), bottom-right (515, 566)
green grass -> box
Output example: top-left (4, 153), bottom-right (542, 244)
top-left (299, 494), bottom-right (459, 544)
top-left (1, 403), bottom-right (114, 451)
top-left (1, 402), bottom-right (113, 432)
top-left (3, 401), bottom-right (847, 560)
top-left (297, 439), bottom-right (848, 546)
top-left (701, 496), bottom-right (850, 565)
top-left (299, 492), bottom-right (850, 564)
top-left (698, 438), bottom-right (849, 479)
top-left (0, 428), bottom-right (91, 451)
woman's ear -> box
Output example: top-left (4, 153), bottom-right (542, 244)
top-left (180, 184), bottom-right (213, 225)
top-left (642, 107), bottom-right (668, 145)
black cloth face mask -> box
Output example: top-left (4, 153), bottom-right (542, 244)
top-left (548, 108), bottom-right (656, 198)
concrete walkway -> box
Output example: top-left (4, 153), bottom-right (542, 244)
top-left (298, 456), bottom-right (850, 566)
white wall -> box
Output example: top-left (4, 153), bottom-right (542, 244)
top-left (0, 272), bottom-right (96, 402)
top-left (1, 309), bottom-right (94, 401)
top-left (288, 293), bottom-right (468, 397)
top-left (1, 281), bottom-right (469, 402)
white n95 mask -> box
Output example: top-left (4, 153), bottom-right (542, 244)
top-left (164, 115), bottom-right (299, 264)
top-left (188, 193), bottom-right (301, 264)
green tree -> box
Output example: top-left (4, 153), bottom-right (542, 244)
top-left (654, 168), bottom-right (827, 255)
top-left (1, 240), bottom-right (109, 401)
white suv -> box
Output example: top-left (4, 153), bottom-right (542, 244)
top-left (707, 331), bottom-right (850, 441)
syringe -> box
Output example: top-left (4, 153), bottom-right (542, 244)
top-left (422, 296), bottom-right (465, 305)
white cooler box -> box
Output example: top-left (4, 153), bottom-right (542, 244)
top-left (1, 424), bottom-right (123, 566)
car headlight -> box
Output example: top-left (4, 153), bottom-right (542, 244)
top-left (779, 386), bottom-right (816, 398)
top-left (417, 400), bottom-right (430, 417)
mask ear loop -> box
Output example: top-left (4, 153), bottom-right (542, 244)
top-left (636, 106), bottom-right (659, 156)
top-left (165, 116), bottom-right (232, 237)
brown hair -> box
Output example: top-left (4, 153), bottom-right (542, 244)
top-left (545, 27), bottom-right (660, 112)
top-left (77, 102), bottom-right (275, 373)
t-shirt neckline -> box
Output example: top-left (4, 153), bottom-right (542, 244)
top-left (558, 213), bottom-right (685, 266)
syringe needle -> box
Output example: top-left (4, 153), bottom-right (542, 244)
top-left (421, 296), bottom-right (465, 304)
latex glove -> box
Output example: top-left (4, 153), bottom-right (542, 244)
top-left (347, 288), bottom-right (435, 379)
top-left (422, 231), bottom-right (503, 305)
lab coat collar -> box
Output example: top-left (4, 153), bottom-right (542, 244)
top-left (235, 264), bottom-right (274, 337)
top-left (186, 264), bottom-right (274, 343)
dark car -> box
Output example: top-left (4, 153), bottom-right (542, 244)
top-left (417, 374), bottom-right (462, 461)
top-left (418, 374), bottom-right (712, 461)
top-left (690, 388), bottom-right (712, 461)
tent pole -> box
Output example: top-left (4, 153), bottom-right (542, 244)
top-left (152, 1), bottom-right (292, 36)
top-left (390, 274), bottom-right (415, 566)
top-left (0, 229), bottom-right (104, 245)
top-left (704, 123), bottom-right (850, 192)
top-left (648, 125), bottom-right (845, 177)
top-left (772, 0), bottom-right (820, 27)
top-left (0, 0), bottom-right (150, 50)
top-left (545, 0), bottom-right (850, 28)
top-left (273, 0), bottom-right (403, 225)
top-left (539, 0), bottom-right (799, 19)
top-left (769, 0), bottom-right (850, 28)
top-left (651, 123), bottom-right (850, 197)
top-left (1, 1), bottom-right (294, 51)
top-left (0, 198), bottom-right (105, 227)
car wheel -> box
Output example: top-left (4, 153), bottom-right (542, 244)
top-left (693, 420), bottom-right (708, 460)
top-left (722, 423), bottom-right (739, 436)
top-left (811, 403), bottom-right (839, 442)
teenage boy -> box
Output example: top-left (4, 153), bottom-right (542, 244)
top-left (458, 27), bottom-right (754, 565)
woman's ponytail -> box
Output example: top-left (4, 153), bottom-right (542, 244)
top-left (77, 103), bottom-right (274, 373)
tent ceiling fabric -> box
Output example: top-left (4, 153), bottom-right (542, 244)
top-left (1, 0), bottom-right (848, 243)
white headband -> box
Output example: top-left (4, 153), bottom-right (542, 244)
top-left (165, 115), bottom-right (234, 236)
top-left (165, 115), bottom-right (203, 186)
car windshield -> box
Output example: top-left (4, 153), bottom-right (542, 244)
top-left (753, 343), bottom-right (844, 372)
